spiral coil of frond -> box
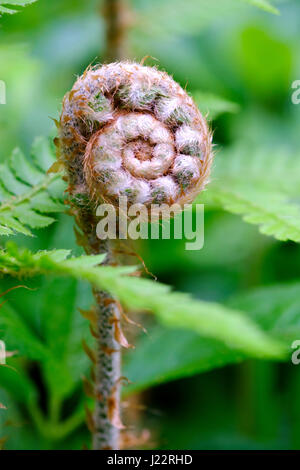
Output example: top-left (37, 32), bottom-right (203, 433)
top-left (58, 62), bottom-right (213, 212)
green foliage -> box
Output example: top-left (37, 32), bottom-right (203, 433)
top-left (124, 327), bottom-right (243, 395)
top-left (0, 242), bottom-right (286, 359)
top-left (0, 299), bottom-right (86, 441)
top-left (201, 145), bottom-right (300, 243)
top-left (133, 0), bottom-right (279, 39)
top-left (0, 137), bottom-right (65, 236)
top-left (0, 0), bottom-right (299, 451)
top-left (0, 0), bottom-right (37, 17)
top-left (125, 281), bottom-right (300, 394)
top-left (234, 26), bottom-right (292, 101)
top-left (228, 281), bottom-right (300, 342)
top-left (0, 44), bottom-right (41, 161)
top-left (193, 91), bottom-right (240, 120)
top-left (242, 0), bottom-right (279, 14)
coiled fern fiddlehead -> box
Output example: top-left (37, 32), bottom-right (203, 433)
top-left (58, 62), bottom-right (213, 449)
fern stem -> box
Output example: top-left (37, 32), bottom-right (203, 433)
top-left (102, 0), bottom-right (131, 61)
top-left (89, 3), bottom-right (131, 444)
top-left (93, 277), bottom-right (121, 450)
top-left (77, 210), bottom-right (121, 450)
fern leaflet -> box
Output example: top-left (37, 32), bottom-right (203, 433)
top-left (202, 145), bottom-right (300, 243)
top-left (0, 0), bottom-right (37, 16)
top-left (0, 137), bottom-right (65, 237)
top-left (0, 241), bottom-right (287, 359)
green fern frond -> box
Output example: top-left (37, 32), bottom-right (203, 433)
top-left (210, 145), bottom-right (300, 197)
top-left (125, 280), bottom-right (300, 394)
top-left (202, 145), bottom-right (300, 243)
top-left (241, 0), bottom-right (279, 15)
top-left (0, 241), bottom-right (287, 359)
top-left (0, 0), bottom-right (37, 17)
top-left (0, 137), bottom-right (65, 237)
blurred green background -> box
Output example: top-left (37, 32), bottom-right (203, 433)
top-left (1, 0), bottom-right (300, 450)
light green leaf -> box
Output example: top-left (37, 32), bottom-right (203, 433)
top-left (125, 281), bottom-right (300, 393)
top-left (0, 185), bottom-right (11, 203)
top-left (241, 0), bottom-right (279, 15)
top-left (0, 225), bottom-right (13, 236)
top-left (31, 136), bottom-right (57, 173)
top-left (0, 0), bottom-right (37, 17)
top-left (0, 215), bottom-right (31, 236)
top-left (14, 205), bottom-right (55, 229)
top-left (35, 249), bottom-right (70, 264)
top-left (0, 0), bottom-right (37, 3)
top-left (61, 253), bottom-right (107, 269)
top-left (0, 138), bottom-right (66, 236)
top-left (0, 164), bottom-right (29, 196)
top-left (201, 145), bottom-right (300, 243)
top-left (30, 192), bottom-right (65, 213)
top-left (148, 291), bottom-right (285, 359)
top-left (10, 148), bottom-right (44, 186)
top-left (0, 242), bottom-right (287, 360)
top-left (204, 186), bottom-right (300, 243)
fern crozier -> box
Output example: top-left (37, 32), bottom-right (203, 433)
top-left (58, 62), bottom-right (213, 214)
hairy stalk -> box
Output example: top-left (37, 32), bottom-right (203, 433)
top-left (93, 282), bottom-right (121, 450)
top-left (102, 0), bottom-right (131, 61)
top-left (84, 3), bottom-right (130, 444)
top-left (77, 208), bottom-right (122, 450)
top-left (58, 61), bottom-right (212, 449)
